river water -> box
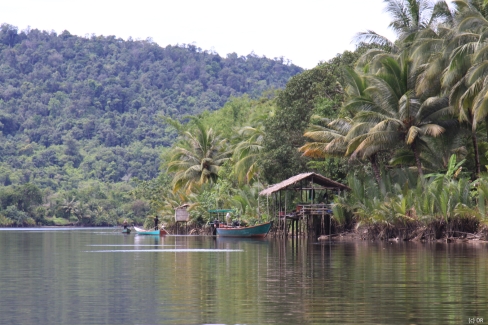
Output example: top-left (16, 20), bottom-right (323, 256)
top-left (0, 228), bottom-right (486, 325)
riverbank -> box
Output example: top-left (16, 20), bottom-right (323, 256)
top-left (4, 221), bottom-right (488, 244)
top-left (318, 225), bottom-right (488, 243)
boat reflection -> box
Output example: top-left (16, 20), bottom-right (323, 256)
top-left (215, 236), bottom-right (270, 250)
top-left (133, 234), bottom-right (160, 248)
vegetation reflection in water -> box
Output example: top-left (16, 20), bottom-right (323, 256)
top-left (0, 229), bottom-right (486, 325)
top-left (85, 249), bottom-right (244, 252)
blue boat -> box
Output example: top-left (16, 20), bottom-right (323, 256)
top-left (215, 221), bottom-right (273, 238)
top-left (133, 226), bottom-right (168, 236)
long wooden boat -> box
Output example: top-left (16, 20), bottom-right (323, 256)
top-left (133, 226), bottom-right (168, 236)
top-left (216, 221), bottom-right (272, 238)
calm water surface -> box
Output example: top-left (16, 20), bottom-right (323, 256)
top-left (0, 228), bottom-right (487, 325)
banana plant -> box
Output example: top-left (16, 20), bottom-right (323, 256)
top-left (425, 154), bottom-right (465, 182)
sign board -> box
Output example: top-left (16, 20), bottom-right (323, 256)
top-left (175, 207), bottom-right (189, 222)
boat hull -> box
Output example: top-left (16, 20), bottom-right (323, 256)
top-left (216, 221), bottom-right (272, 238)
top-left (122, 228), bottom-right (131, 234)
top-left (133, 226), bottom-right (167, 236)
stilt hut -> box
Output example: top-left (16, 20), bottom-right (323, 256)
top-left (175, 204), bottom-right (190, 234)
top-left (259, 172), bottom-right (349, 238)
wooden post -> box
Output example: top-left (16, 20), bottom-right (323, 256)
top-left (284, 191), bottom-right (287, 237)
top-left (291, 218), bottom-right (295, 238)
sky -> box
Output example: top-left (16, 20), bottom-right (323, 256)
top-left (1, 0), bottom-right (397, 70)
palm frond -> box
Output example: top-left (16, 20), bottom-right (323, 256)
top-left (406, 126), bottom-right (420, 144)
top-left (466, 61), bottom-right (488, 84)
top-left (472, 79), bottom-right (488, 128)
top-left (353, 30), bottom-right (395, 48)
top-left (416, 96), bottom-right (450, 120)
top-left (419, 124), bottom-right (445, 137)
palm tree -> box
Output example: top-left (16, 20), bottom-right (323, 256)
top-left (233, 125), bottom-right (265, 185)
top-left (401, 0), bottom-right (488, 177)
top-left (61, 197), bottom-right (79, 220)
top-left (354, 0), bottom-right (452, 50)
top-left (298, 66), bottom-right (384, 183)
top-left (346, 53), bottom-right (452, 177)
top-left (387, 0), bottom-right (451, 42)
top-left (166, 119), bottom-right (231, 192)
top-left (232, 183), bottom-right (262, 221)
top-left (343, 67), bottom-right (388, 183)
top-left (299, 117), bottom-right (352, 158)
top-left (437, 0), bottom-right (488, 176)
top-left (156, 188), bottom-right (196, 221)
top-left (390, 123), bottom-right (467, 172)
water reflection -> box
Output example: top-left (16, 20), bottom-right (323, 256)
top-left (0, 229), bottom-right (486, 325)
top-left (87, 244), bottom-right (181, 246)
top-left (86, 249), bottom-right (244, 252)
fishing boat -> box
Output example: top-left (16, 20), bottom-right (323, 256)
top-left (215, 221), bottom-right (272, 238)
top-left (133, 226), bottom-right (168, 236)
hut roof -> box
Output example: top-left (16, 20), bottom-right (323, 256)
top-left (259, 172), bottom-right (350, 196)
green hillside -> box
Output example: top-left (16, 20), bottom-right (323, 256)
top-left (0, 24), bottom-right (301, 184)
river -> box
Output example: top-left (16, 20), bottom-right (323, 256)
top-left (0, 228), bottom-right (486, 325)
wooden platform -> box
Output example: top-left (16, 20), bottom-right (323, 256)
top-left (275, 204), bottom-right (334, 238)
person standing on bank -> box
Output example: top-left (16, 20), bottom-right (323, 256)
top-left (154, 216), bottom-right (159, 230)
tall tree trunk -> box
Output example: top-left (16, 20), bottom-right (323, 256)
top-left (472, 130), bottom-right (481, 178)
top-left (412, 142), bottom-right (423, 177)
top-left (369, 154), bottom-right (381, 184)
top-left (485, 115), bottom-right (488, 140)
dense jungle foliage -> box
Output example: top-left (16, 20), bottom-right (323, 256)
top-left (0, 23), bottom-right (302, 226)
top-left (136, 0), bottom-right (488, 240)
top-left (4, 1), bottom-right (488, 240)
top-left (300, 0), bottom-right (488, 240)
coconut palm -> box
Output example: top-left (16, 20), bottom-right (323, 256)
top-left (354, 0), bottom-right (452, 51)
top-left (157, 189), bottom-right (196, 221)
top-left (299, 117), bottom-right (353, 158)
top-left (346, 53), bottom-right (452, 177)
top-left (231, 183), bottom-right (262, 222)
top-left (167, 119), bottom-right (231, 193)
top-left (390, 123), bottom-right (467, 173)
top-left (61, 197), bottom-right (79, 218)
top-left (387, 0), bottom-right (452, 41)
top-left (438, 0), bottom-right (488, 175)
top-left (410, 19), bottom-right (456, 96)
top-left (400, 1), bottom-right (488, 177)
top-left (343, 67), bottom-right (390, 183)
top-left (233, 125), bottom-right (265, 185)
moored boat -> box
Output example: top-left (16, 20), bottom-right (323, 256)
top-left (215, 221), bottom-right (272, 238)
top-left (133, 226), bottom-right (168, 236)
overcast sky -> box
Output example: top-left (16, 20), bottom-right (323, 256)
top-left (1, 0), bottom-right (397, 69)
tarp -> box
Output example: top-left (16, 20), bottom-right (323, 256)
top-left (208, 209), bottom-right (235, 213)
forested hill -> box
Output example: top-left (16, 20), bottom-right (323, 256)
top-left (0, 24), bottom-right (302, 186)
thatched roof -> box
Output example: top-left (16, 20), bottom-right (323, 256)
top-left (259, 172), bottom-right (350, 196)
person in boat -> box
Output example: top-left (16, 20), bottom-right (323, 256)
top-left (154, 216), bottom-right (159, 230)
top-left (123, 219), bottom-right (128, 230)
top-left (225, 212), bottom-right (231, 225)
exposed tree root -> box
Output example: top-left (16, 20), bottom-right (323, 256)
top-left (333, 217), bottom-right (488, 243)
